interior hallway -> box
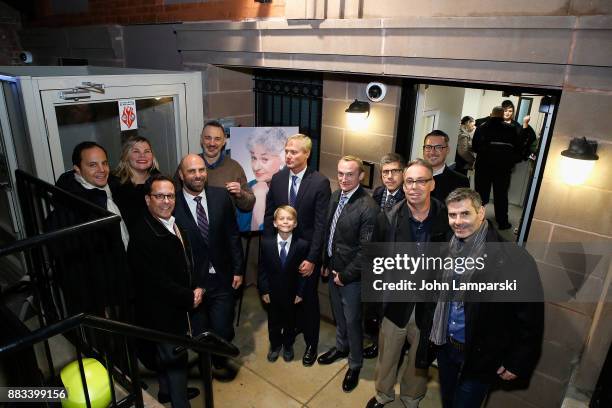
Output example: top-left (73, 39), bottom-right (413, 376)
top-left (142, 286), bottom-right (443, 407)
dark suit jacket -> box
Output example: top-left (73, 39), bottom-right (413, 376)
top-left (432, 166), bottom-right (469, 202)
top-left (258, 236), bottom-right (309, 301)
top-left (323, 187), bottom-right (379, 284)
top-left (174, 186), bottom-right (244, 292)
top-left (372, 186), bottom-right (405, 209)
top-left (264, 167), bottom-right (331, 265)
top-left (127, 211), bottom-right (194, 335)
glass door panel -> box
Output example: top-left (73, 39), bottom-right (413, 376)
top-left (41, 84), bottom-right (187, 181)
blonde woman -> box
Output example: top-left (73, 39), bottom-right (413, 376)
top-left (113, 136), bottom-right (160, 229)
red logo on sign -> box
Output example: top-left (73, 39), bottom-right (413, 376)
top-left (121, 106), bottom-right (136, 128)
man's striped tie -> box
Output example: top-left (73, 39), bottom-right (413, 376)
top-left (327, 193), bottom-right (349, 257)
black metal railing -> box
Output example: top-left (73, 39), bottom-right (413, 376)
top-left (13, 169), bottom-right (131, 325)
top-left (0, 313), bottom-right (239, 408)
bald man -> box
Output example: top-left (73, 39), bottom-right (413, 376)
top-left (174, 154), bottom-right (244, 381)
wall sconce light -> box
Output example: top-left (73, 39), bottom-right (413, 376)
top-left (560, 137), bottom-right (599, 185)
top-left (345, 99), bottom-right (370, 131)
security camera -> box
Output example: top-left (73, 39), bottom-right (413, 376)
top-left (366, 82), bottom-right (387, 102)
top-left (19, 51), bottom-right (33, 64)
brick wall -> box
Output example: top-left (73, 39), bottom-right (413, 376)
top-left (0, 3), bottom-right (23, 65)
top-left (29, 0), bottom-right (285, 27)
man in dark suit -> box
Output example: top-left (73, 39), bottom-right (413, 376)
top-left (372, 152), bottom-right (406, 210)
top-left (174, 154), bottom-right (244, 380)
top-left (318, 155), bottom-right (379, 393)
top-left (422, 130), bottom-right (469, 202)
top-left (264, 134), bottom-right (331, 366)
top-left (365, 152), bottom-right (406, 359)
top-left (128, 174), bottom-right (201, 406)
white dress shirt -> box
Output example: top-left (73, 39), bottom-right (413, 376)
top-left (182, 188), bottom-right (216, 274)
top-left (277, 233), bottom-right (293, 256)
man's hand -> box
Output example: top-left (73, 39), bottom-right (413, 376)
top-left (232, 275), bottom-right (243, 289)
top-left (522, 115), bottom-right (531, 128)
top-left (333, 270), bottom-right (344, 287)
top-left (262, 294), bottom-right (270, 304)
top-left (294, 295), bottom-right (303, 304)
top-left (193, 288), bottom-right (204, 308)
top-left (299, 260), bottom-right (315, 277)
top-left (225, 181), bottom-right (243, 198)
top-left (497, 366), bottom-right (517, 381)
top-left (321, 266), bottom-right (330, 277)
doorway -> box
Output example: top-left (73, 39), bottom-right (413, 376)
top-left (397, 80), bottom-right (559, 243)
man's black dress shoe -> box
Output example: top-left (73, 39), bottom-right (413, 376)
top-left (317, 347), bottom-right (349, 365)
top-left (363, 343), bottom-right (378, 359)
top-left (302, 345), bottom-right (317, 366)
top-left (267, 346), bottom-right (281, 362)
top-left (158, 387), bottom-right (200, 403)
top-left (342, 367), bottom-right (360, 392)
top-left (212, 364), bottom-right (238, 382)
top-left (365, 396), bottom-right (386, 408)
top-left (283, 345), bottom-right (294, 362)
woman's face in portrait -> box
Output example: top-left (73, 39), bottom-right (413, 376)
top-left (128, 141), bottom-right (154, 172)
top-left (250, 144), bottom-right (283, 182)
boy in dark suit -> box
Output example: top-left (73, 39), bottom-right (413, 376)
top-left (259, 205), bottom-right (309, 362)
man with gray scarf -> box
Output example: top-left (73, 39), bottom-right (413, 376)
top-left (427, 188), bottom-right (543, 407)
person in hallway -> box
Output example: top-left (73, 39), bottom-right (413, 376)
top-left (258, 205), bottom-right (309, 363)
top-left (364, 152), bottom-right (407, 360)
top-left (197, 120), bottom-right (255, 214)
top-left (472, 106), bottom-right (521, 230)
top-left (113, 135), bottom-right (160, 231)
top-left (454, 116), bottom-right (476, 177)
top-left (237, 127), bottom-right (287, 231)
top-left (318, 155), bottom-right (379, 393)
top-left (422, 130), bottom-right (469, 202)
top-left (264, 134), bottom-right (331, 367)
top-left (127, 174), bottom-right (201, 407)
top-left (501, 99), bottom-right (537, 163)
top-left (425, 188), bottom-right (543, 407)
top-left (174, 154), bottom-right (244, 381)
top-left (366, 159), bottom-right (451, 408)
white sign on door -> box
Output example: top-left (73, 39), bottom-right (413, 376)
top-left (118, 99), bottom-right (138, 131)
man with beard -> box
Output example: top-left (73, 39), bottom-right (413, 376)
top-left (174, 154), bottom-right (244, 381)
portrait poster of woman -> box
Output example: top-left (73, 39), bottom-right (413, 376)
top-left (230, 126), bottom-right (299, 232)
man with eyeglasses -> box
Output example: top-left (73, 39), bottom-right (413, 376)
top-left (174, 154), bottom-right (244, 381)
top-left (422, 130), bottom-right (469, 202)
top-left (128, 174), bottom-right (201, 406)
top-left (367, 159), bottom-right (451, 408)
top-left (364, 153), bottom-right (407, 360)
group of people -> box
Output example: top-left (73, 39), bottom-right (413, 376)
top-left (56, 115), bottom-right (542, 408)
top-left (452, 99), bottom-right (536, 230)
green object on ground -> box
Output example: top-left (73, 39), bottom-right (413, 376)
top-left (60, 358), bottom-right (112, 408)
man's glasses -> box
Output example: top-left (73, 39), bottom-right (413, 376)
top-left (404, 178), bottom-right (432, 187)
top-left (150, 193), bottom-right (176, 201)
top-left (423, 144), bottom-right (447, 152)
top-left (381, 168), bottom-right (403, 176)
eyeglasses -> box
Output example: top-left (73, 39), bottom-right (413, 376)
top-left (150, 193), bottom-right (176, 201)
top-left (423, 145), bottom-right (447, 152)
top-left (404, 178), bottom-right (432, 187)
top-left (381, 168), bottom-right (403, 176)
